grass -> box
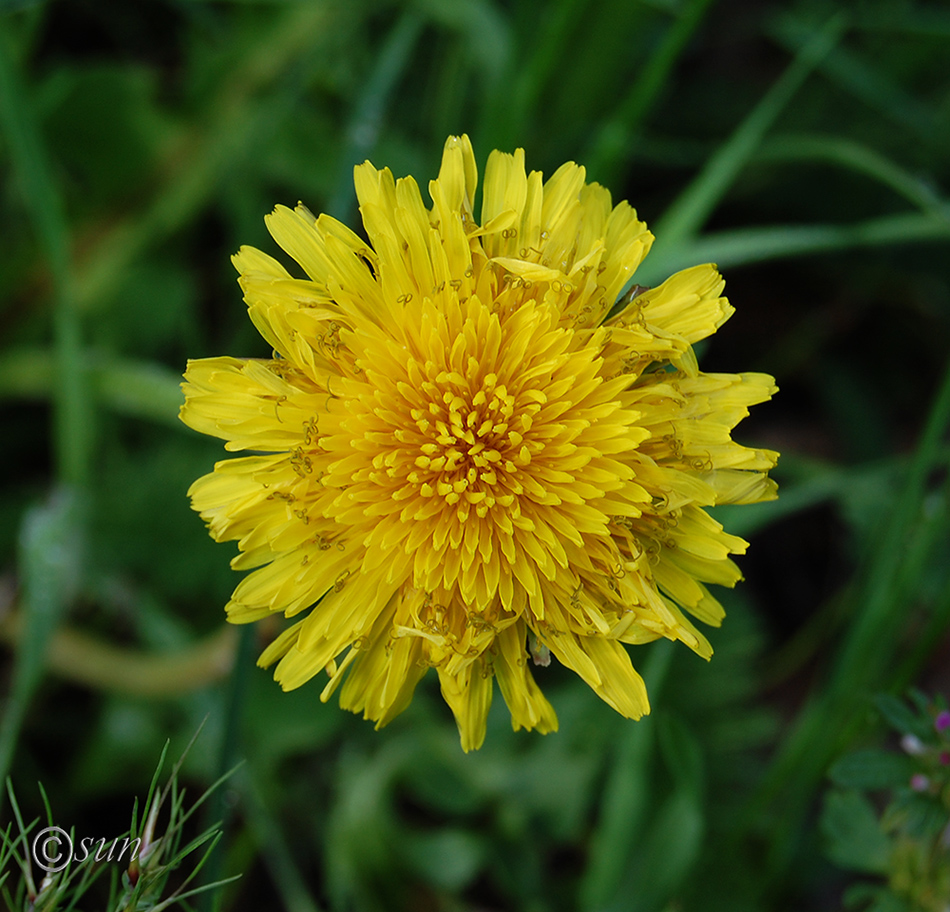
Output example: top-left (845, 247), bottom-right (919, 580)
top-left (1, 1), bottom-right (949, 910)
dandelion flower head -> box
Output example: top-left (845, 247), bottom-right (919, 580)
top-left (180, 135), bottom-right (778, 750)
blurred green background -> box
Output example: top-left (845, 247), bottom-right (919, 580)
top-left (1, 0), bottom-right (949, 910)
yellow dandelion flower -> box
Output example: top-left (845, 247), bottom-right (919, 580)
top-left (180, 135), bottom-right (778, 751)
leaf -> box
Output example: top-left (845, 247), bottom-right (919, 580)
top-left (874, 695), bottom-right (930, 740)
top-left (607, 788), bottom-right (705, 912)
top-left (828, 749), bottom-right (914, 791)
top-left (821, 789), bottom-right (890, 875)
top-left (0, 348), bottom-right (186, 429)
top-left (657, 711), bottom-right (704, 798)
top-left (866, 893), bottom-right (912, 912)
top-left (882, 792), bottom-right (947, 842)
top-left (402, 828), bottom-right (485, 892)
top-left (843, 882), bottom-right (886, 909)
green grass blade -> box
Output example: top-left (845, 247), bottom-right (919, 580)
top-left (3, 781), bottom-right (36, 897)
top-left (326, 8), bottom-right (425, 220)
top-left (712, 471), bottom-right (843, 539)
top-left (652, 13), bottom-right (846, 255)
top-left (746, 354), bottom-right (950, 892)
top-left (241, 764), bottom-right (325, 912)
top-left (640, 212), bottom-right (950, 281)
top-left (0, 349), bottom-right (186, 429)
top-left (854, 4), bottom-right (950, 37)
top-left (717, 446), bottom-right (950, 538)
top-left (758, 133), bottom-right (950, 216)
top-left (893, 567), bottom-right (950, 690)
top-left (579, 639), bottom-right (675, 911)
top-left (479, 0), bottom-right (588, 150)
top-left (830, 368), bottom-right (950, 695)
top-left (0, 490), bottom-right (83, 785)
top-left (197, 625), bottom-right (255, 912)
top-left (0, 18), bottom-right (90, 487)
top-left (149, 874), bottom-right (242, 912)
top-left (73, 3), bottom-right (336, 315)
top-left (94, 358), bottom-right (187, 427)
top-left (585, 0), bottom-right (718, 186)
top-left (772, 13), bottom-right (938, 142)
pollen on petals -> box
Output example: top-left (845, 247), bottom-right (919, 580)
top-left (180, 134), bottom-right (778, 751)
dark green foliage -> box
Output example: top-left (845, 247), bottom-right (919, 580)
top-left (822, 695), bottom-right (950, 912)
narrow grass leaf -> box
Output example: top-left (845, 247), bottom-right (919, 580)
top-left (480, 0), bottom-right (587, 149)
top-left (420, 0), bottom-right (510, 86)
top-left (894, 571), bottom-right (950, 691)
top-left (326, 9), bottom-right (426, 220)
top-left (579, 639), bottom-right (675, 911)
top-left (0, 490), bottom-right (83, 784)
top-left (855, 4), bottom-right (950, 37)
top-left (241, 765), bottom-right (325, 912)
top-left (74, 3), bottom-right (336, 314)
top-left (652, 12), bottom-right (846, 254)
top-left (758, 134), bottom-right (950, 217)
top-left (748, 355), bottom-right (950, 890)
top-left (644, 212), bottom-right (950, 280)
top-left (585, 0), bottom-right (717, 186)
top-left (197, 626), bottom-right (255, 912)
top-left (772, 13), bottom-right (937, 142)
top-left (829, 357), bottom-right (950, 696)
top-left (0, 21), bottom-right (90, 486)
top-left (0, 349), bottom-right (187, 430)
top-left (711, 470), bottom-right (843, 537)
top-left (605, 713), bottom-right (705, 912)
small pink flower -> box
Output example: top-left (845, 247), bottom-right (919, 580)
top-left (940, 751), bottom-right (950, 766)
top-left (935, 710), bottom-right (950, 733)
top-left (910, 773), bottom-right (930, 792)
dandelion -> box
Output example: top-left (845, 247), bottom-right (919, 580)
top-left (180, 135), bottom-right (778, 750)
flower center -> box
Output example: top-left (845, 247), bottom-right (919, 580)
top-left (401, 367), bottom-right (540, 519)
top-left (318, 293), bottom-right (631, 605)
